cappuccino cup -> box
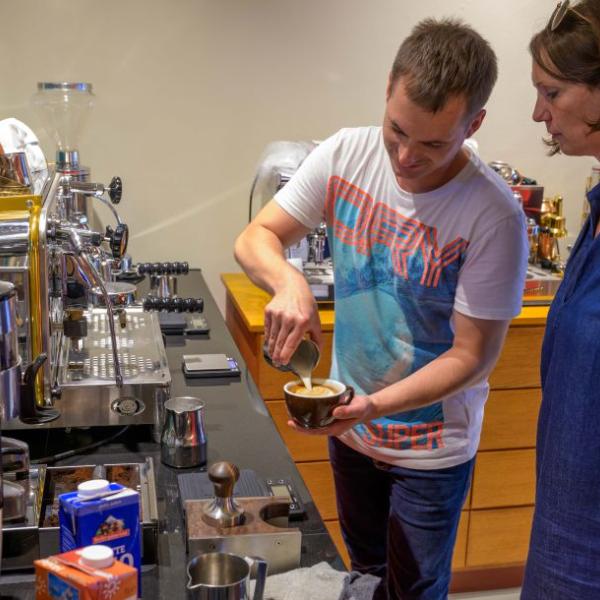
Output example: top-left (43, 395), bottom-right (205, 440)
top-left (283, 378), bottom-right (354, 429)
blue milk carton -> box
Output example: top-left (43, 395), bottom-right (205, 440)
top-left (58, 479), bottom-right (142, 596)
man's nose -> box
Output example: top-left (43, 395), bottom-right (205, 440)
top-left (397, 143), bottom-right (419, 165)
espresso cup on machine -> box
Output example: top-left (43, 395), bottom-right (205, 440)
top-left (283, 378), bottom-right (354, 429)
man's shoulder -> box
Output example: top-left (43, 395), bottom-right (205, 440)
top-left (328, 126), bottom-right (381, 149)
top-left (462, 152), bottom-right (523, 217)
top-left (321, 127), bottom-right (384, 170)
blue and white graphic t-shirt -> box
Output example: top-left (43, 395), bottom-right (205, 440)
top-left (275, 127), bottom-right (528, 469)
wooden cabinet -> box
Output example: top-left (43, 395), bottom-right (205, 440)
top-left (467, 507), bottom-right (535, 567)
top-left (222, 273), bottom-right (548, 591)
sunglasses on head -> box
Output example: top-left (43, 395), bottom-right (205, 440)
top-left (550, 0), bottom-right (592, 31)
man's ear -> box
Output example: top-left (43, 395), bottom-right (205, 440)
top-left (465, 109), bottom-right (486, 138)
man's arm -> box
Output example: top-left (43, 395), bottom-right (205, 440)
top-left (293, 310), bottom-right (510, 435)
top-left (234, 200), bottom-right (322, 363)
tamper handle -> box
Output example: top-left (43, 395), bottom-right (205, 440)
top-left (208, 461), bottom-right (239, 498)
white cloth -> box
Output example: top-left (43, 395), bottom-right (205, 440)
top-left (250, 561), bottom-right (380, 600)
top-left (275, 127), bottom-right (528, 469)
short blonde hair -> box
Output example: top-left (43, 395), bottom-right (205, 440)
top-left (390, 18), bottom-right (498, 119)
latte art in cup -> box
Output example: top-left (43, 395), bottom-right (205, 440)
top-left (288, 384), bottom-right (336, 398)
top-left (283, 378), bottom-right (355, 429)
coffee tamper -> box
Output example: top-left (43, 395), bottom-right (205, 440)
top-left (202, 461), bottom-right (245, 527)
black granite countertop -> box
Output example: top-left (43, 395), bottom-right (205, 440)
top-left (0, 270), bottom-right (342, 598)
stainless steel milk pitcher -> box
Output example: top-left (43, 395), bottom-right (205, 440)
top-left (186, 552), bottom-right (267, 600)
top-left (160, 396), bottom-right (207, 468)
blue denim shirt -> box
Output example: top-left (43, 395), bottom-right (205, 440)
top-left (523, 182), bottom-right (600, 598)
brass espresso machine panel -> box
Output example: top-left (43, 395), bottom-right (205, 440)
top-left (0, 102), bottom-right (201, 430)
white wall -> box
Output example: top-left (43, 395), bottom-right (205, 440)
top-left (1, 0), bottom-right (594, 312)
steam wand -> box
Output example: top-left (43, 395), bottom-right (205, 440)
top-left (55, 226), bottom-right (124, 388)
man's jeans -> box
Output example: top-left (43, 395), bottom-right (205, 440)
top-left (329, 436), bottom-right (474, 600)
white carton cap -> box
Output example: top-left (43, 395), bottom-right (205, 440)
top-left (77, 479), bottom-right (110, 499)
top-left (80, 545), bottom-right (114, 569)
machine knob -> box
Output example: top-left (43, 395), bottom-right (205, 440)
top-left (106, 223), bottom-right (129, 259)
top-left (182, 297), bottom-right (203, 312)
top-left (175, 261), bottom-right (189, 275)
top-left (142, 296), bottom-right (204, 313)
top-left (108, 176), bottom-right (122, 204)
top-left (137, 262), bottom-right (152, 275)
top-left (136, 261), bottom-right (189, 276)
top-left (142, 296), bottom-right (160, 311)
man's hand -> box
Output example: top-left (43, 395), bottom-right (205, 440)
top-left (265, 277), bottom-right (323, 364)
top-left (234, 199), bottom-right (323, 365)
top-left (287, 394), bottom-right (378, 437)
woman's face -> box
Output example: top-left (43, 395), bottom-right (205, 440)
top-left (532, 60), bottom-right (600, 158)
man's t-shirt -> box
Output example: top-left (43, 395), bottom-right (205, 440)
top-left (275, 127), bottom-right (528, 469)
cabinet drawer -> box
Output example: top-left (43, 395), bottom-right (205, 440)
top-left (267, 401), bottom-right (329, 461)
top-left (479, 389), bottom-right (541, 450)
top-left (467, 506), bottom-right (534, 567)
top-left (297, 461), bottom-right (337, 521)
top-left (471, 449), bottom-right (536, 509)
top-left (257, 334), bottom-right (334, 399)
top-left (489, 326), bottom-right (544, 389)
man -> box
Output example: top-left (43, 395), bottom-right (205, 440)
top-left (235, 18), bottom-right (528, 600)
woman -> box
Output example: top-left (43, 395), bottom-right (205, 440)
top-left (523, 2), bottom-right (600, 598)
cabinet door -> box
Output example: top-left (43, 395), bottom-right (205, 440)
top-left (297, 461), bottom-right (338, 520)
top-left (467, 507), bottom-right (534, 567)
top-left (452, 512), bottom-right (470, 569)
top-left (471, 449), bottom-right (536, 509)
top-left (325, 520), bottom-right (350, 568)
top-left (480, 389), bottom-right (541, 450)
top-left (489, 326), bottom-right (544, 389)
top-left (266, 401), bottom-right (329, 461)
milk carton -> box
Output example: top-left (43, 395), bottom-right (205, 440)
top-left (34, 545), bottom-right (137, 600)
top-left (59, 480), bottom-right (141, 595)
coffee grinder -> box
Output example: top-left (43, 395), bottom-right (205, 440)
top-left (32, 82), bottom-right (95, 224)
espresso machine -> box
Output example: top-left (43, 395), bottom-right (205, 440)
top-left (0, 84), bottom-right (203, 430)
top-left (250, 141), bottom-right (335, 302)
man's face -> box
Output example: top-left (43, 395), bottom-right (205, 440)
top-left (382, 77), bottom-right (484, 193)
